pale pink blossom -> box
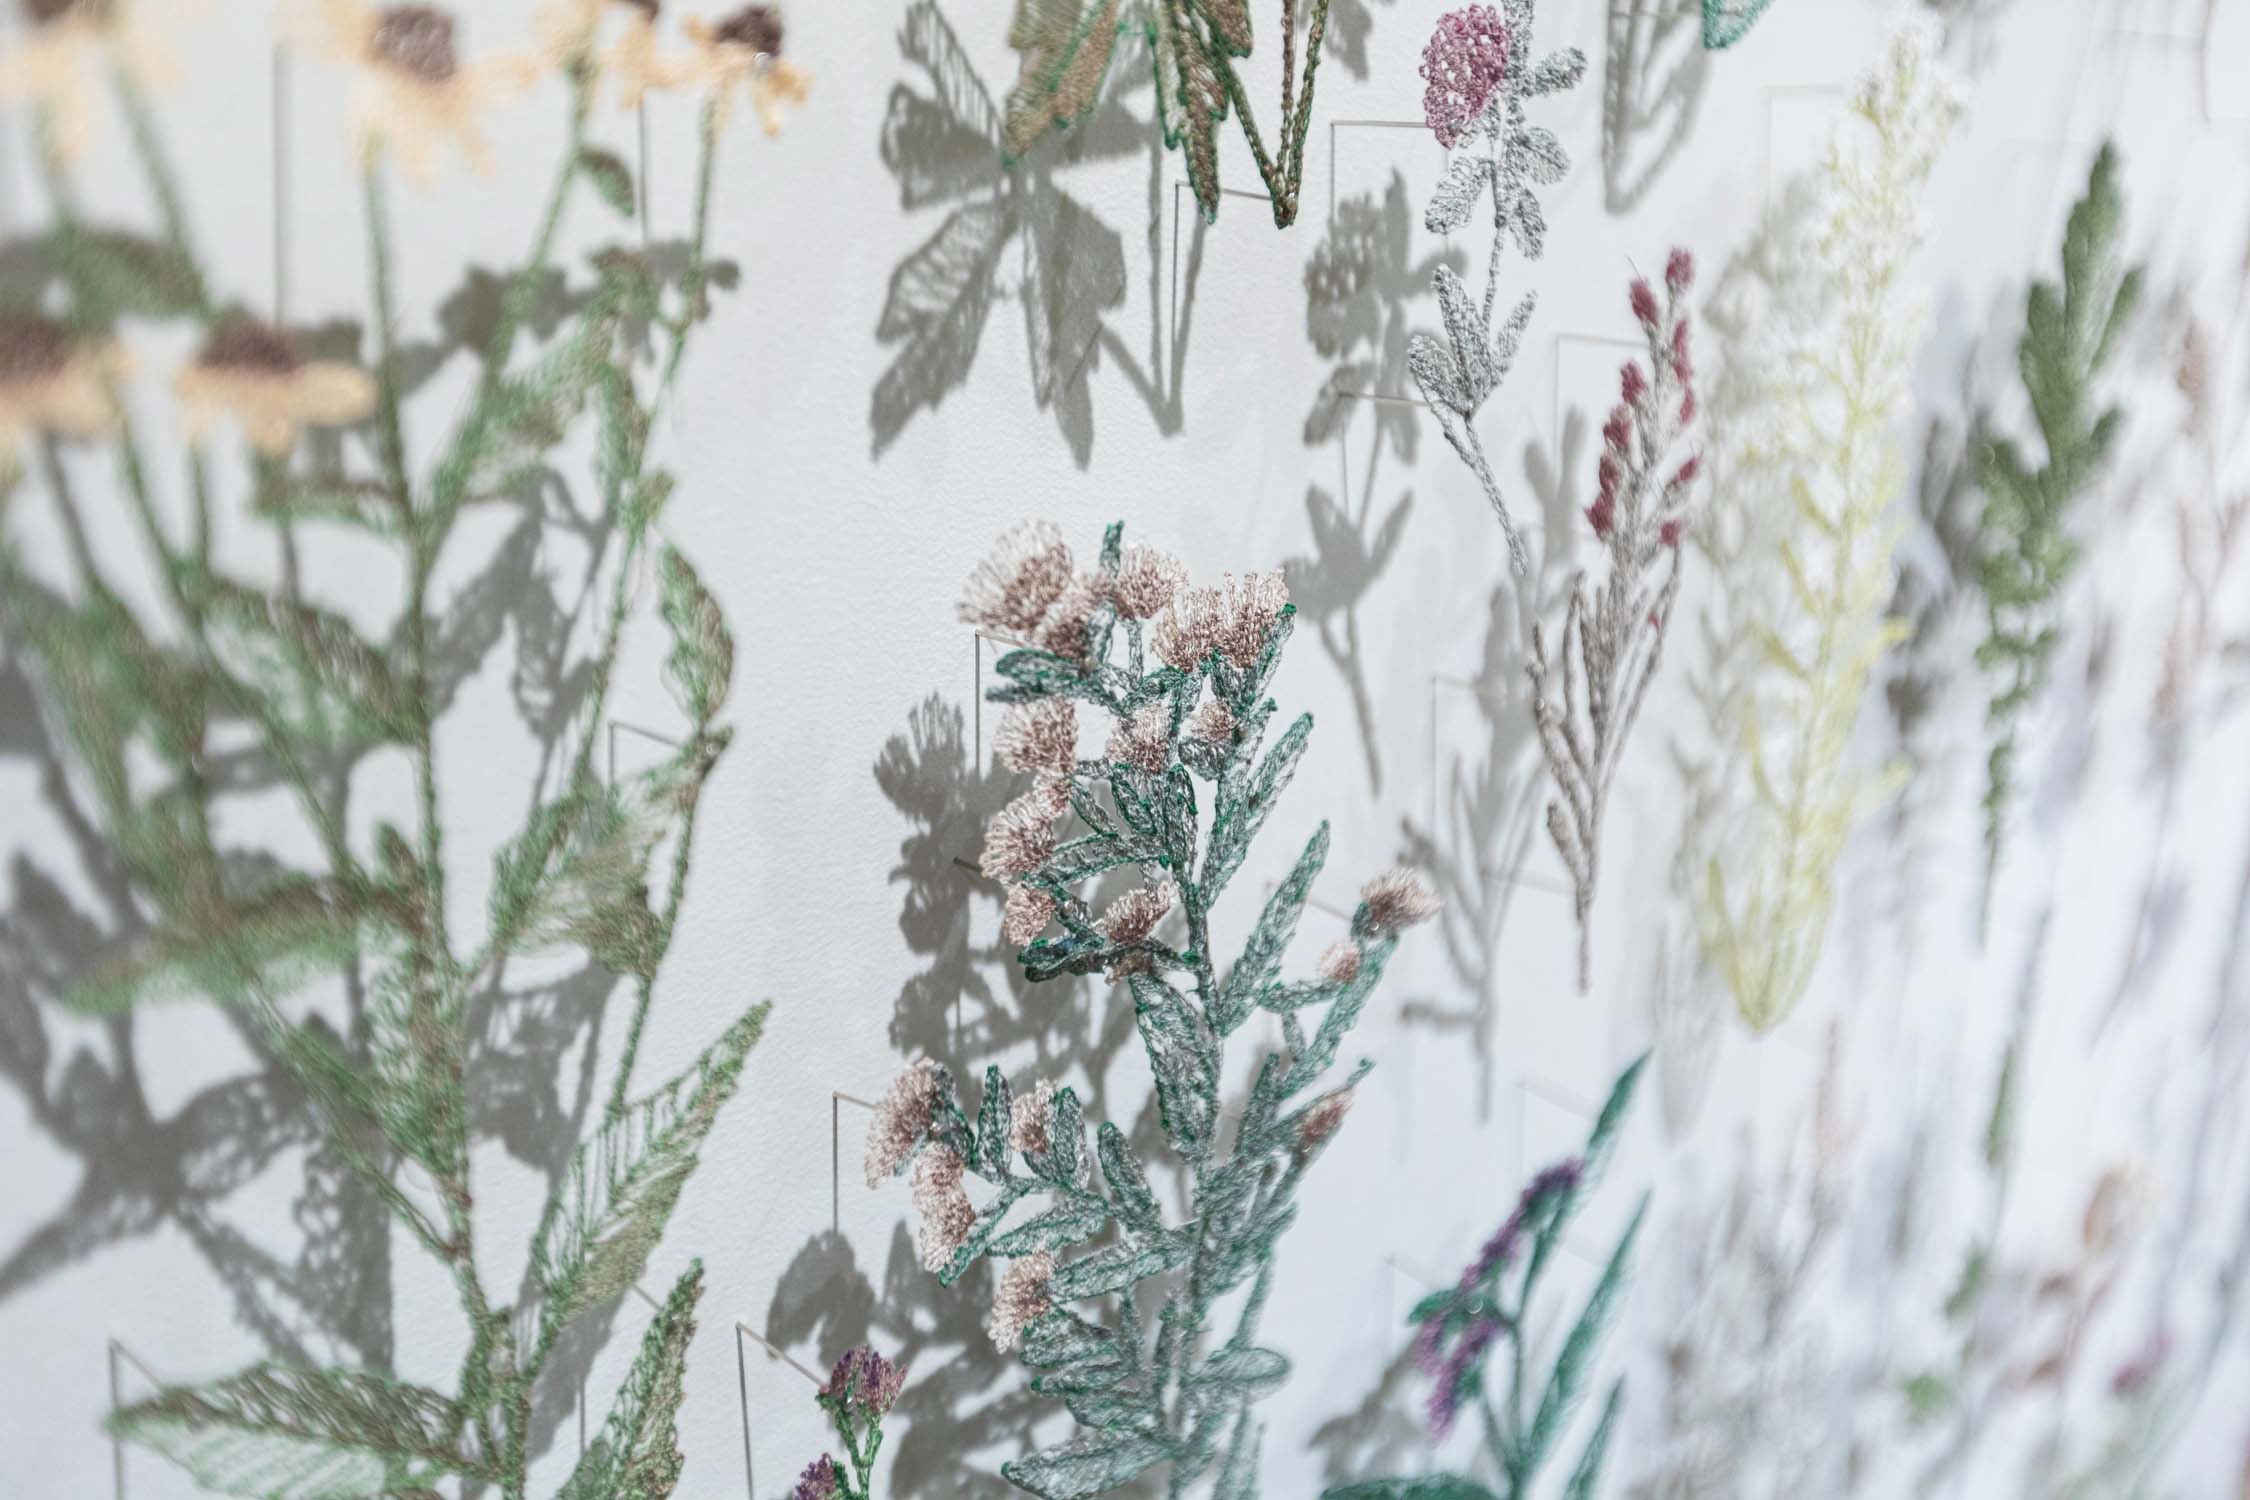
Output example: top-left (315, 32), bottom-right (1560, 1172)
top-left (1009, 1078), bottom-right (1056, 1156)
top-left (1294, 1088), bottom-right (1355, 1159)
top-left (959, 521), bottom-right (1073, 641)
top-left (1110, 544), bottom-right (1188, 620)
top-left (1361, 868), bottom-right (1442, 935)
top-left (995, 698), bottom-right (1078, 778)
top-left (1318, 939), bottom-right (1362, 984)
top-left (863, 1059), bottom-right (939, 1188)
top-left (1184, 698), bottom-right (1238, 745)
top-left (987, 1250), bottom-right (1056, 1352)
top-left (980, 780), bottom-right (1068, 881)
top-left (1419, 6), bottom-right (1509, 149)
top-left (1034, 575), bottom-right (1102, 661)
top-left (1106, 702), bottom-right (1172, 774)
top-left (1001, 884), bottom-right (1057, 947)
top-left (1097, 881), bottom-right (1178, 946)
top-left (912, 1146), bottom-right (976, 1271)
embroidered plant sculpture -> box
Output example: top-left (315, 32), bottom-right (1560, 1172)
top-left (1693, 29), bottom-right (1961, 1033)
top-left (868, 519), bottom-right (1438, 1498)
top-left (792, 1347), bottom-right (908, 1500)
top-left (1529, 253), bottom-right (1700, 994)
top-left (1702, 0), bottom-right (1778, 49)
top-left (1973, 142), bottom-right (2141, 930)
top-left (0, 6), bottom-right (800, 1497)
top-left (999, 0), bottom-right (1335, 226)
top-left (1326, 1056), bottom-right (1649, 1500)
top-left (1408, 0), bottom-right (1587, 575)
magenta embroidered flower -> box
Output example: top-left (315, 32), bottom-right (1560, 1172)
top-left (1419, 5), bottom-right (1510, 150)
top-left (819, 1344), bottom-right (907, 1419)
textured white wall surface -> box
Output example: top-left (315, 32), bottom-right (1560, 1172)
top-left (3, 1), bottom-right (2249, 1496)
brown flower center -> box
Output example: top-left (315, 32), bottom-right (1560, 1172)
top-left (199, 320), bottom-right (304, 375)
top-left (22, 0), bottom-right (110, 24)
top-left (0, 316), bottom-right (72, 385)
top-left (372, 5), bottom-right (459, 84)
top-left (713, 4), bottom-right (783, 56)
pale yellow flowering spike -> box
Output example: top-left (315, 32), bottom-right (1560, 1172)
top-left (1682, 26), bottom-right (1963, 1035)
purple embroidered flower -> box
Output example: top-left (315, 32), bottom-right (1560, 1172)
top-left (792, 1454), bottom-right (841, 1500)
top-left (1411, 1157), bottom-right (1584, 1414)
top-left (819, 1344), bottom-right (906, 1419)
top-left (1427, 1312), bottom-right (1506, 1436)
top-left (1419, 6), bottom-right (1510, 149)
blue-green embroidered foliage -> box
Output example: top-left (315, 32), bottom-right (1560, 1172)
top-left (876, 521), bottom-right (1439, 1497)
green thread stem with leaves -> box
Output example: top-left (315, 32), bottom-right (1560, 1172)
top-left (1001, 0), bottom-right (1335, 226)
top-left (1973, 142), bottom-right (2142, 934)
top-left (867, 520), bottom-right (1440, 1498)
top-left (1326, 1057), bottom-right (1649, 1500)
top-left (0, 12), bottom-right (795, 1500)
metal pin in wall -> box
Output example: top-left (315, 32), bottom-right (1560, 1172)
top-left (833, 1089), bottom-right (875, 1233)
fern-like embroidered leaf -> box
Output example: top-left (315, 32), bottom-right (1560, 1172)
top-left (525, 1005), bottom-right (769, 1365)
top-left (555, 1260), bottom-right (705, 1500)
top-left (1003, 1429), bottom-right (1174, 1499)
top-left (1002, 0), bottom-right (1125, 157)
top-left (109, 1364), bottom-right (474, 1500)
top-left (65, 879), bottom-right (390, 1016)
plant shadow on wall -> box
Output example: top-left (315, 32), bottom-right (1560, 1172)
top-left (1601, 0), bottom-right (1709, 216)
top-left (754, 694), bottom-right (1165, 1497)
top-left (1288, 171), bottom-right (1462, 798)
top-left (0, 204), bottom-right (737, 1481)
top-left (870, 0), bottom-right (1394, 468)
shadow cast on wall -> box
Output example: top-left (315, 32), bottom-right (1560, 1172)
top-left (0, 242), bottom-right (733, 1488)
top-left (871, 0), bottom-right (1398, 471)
top-left (748, 694), bottom-right (1171, 1497)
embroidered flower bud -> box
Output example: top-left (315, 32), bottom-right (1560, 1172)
top-left (1106, 702), bottom-right (1171, 774)
top-left (1294, 1088), bottom-right (1354, 1160)
top-left (995, 698), bottom-right (1077, 777)
top-left (1000, 884), bottom-right (1056, 947)
top-left (911, 1146), bottom-right (975, 1271)
top-left (1184, 698), bottom-right (1238, 745)
top-left (1034, 576), bottom-right (1101, 661)
top-left (1111, 544), bottom-right (1188, 620)
top-left (1419, 5), bottom-right (1510, 150)
top-left (1619, 362), bottom-right (1646, 406)
top-left (960, 521), bottom-right (1073, 641)
top-left (1009, 1078), bottom-right (1056, 1155)
top-left (987, 1251), bottom-right (1055, 1352)
top-left (791, 1455), bottom-right (841, 1500)
top-left (864, 1059), bottom-right (939, 1188)
top-left (1665, 247), bottom-right (1694, 296)
top-left (1317, 939), bottom-right (1362, 984)
top-left (1360, 868), bottom-right (1441, 935)
top-left (980, 781), bottom-right (1067, 880)
top-left (820, 1345), bottom-right (906, 1418)
top-left (1629, 277), bottom-right (1659, 329)
top-left (1097, 881), bottom-right (1177, 947)
top-left (1659, 516), bottom-right (1686, 548)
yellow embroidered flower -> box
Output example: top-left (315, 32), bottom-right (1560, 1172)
top-left (292, 1), bottom-right (534, 182)
top-left (534, 0), bottom-right (671, 107)
top-left (680, 5), bottom-right (808, 135)
top-left (0, 1), bottom-right (178, 164)
top-left (0, 315), bottom-right (122, 459)
top-left (173, 318), bottom-right (376, 457)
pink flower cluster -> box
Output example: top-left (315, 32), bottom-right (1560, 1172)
top-left (1586, 249), bottom-right (1700, 546)
top-left (1419, 6), bottom-right (1510, 149)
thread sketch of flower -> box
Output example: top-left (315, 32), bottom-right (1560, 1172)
top-left (289, 1), bottom-right (539, 182)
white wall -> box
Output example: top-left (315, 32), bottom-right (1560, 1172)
top-left (3, 0), bottom-right (2248, 1496)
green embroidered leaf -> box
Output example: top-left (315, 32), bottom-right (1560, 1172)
top-left (979, 1065), bottom-right (1014, 1174)
top-left (1701, 0), bottom-right (1778, 48)
top-left (1021, 1309), bottom-right (1126, 1376)
top-left (1130, 973), bottom-right (1217, 1158)
top-left (1522, 1194), bottom-right (1647, 1467)
top-left (1003, 1429), bottom-right (1173, 1500)
top-left (1097, 1121), bottom-right (1162, 1232)
top-left (556, 1261), bottom-right (704, 1500)
top-left (578, 147), bottom-right (637, 217)
top-left (1215, 822), bottom-right (1329, 1033)
top-left (1002, 0), bottom-right (1124, 157)
top-left (1205, 712), bottom-right (1311, 894)
top-left (991, 1198), bottom-right (1111, 1256)
top-left (1561, 1378), bottom-right (1625, 1500)
top-left (109, 1363), bottom-right (472, 1500)
top-left (1189, 1345), bottom-right (1290, 1401)
top-left (1049, 1231), bottom-right (1192, 1300)
top-left (658, 545), bottom-right (733, 726)
top-left (66, 879), bottom-right (386, 1016)
top-left (526, 1005), bottom-right (768, 1363)
top-left (1049, 1084), bottom-right (1086, 1183)
top-left (61, 227), bottom-right (204, 322)
top-left (1324, 1481), bottom-right (1500, 1500)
